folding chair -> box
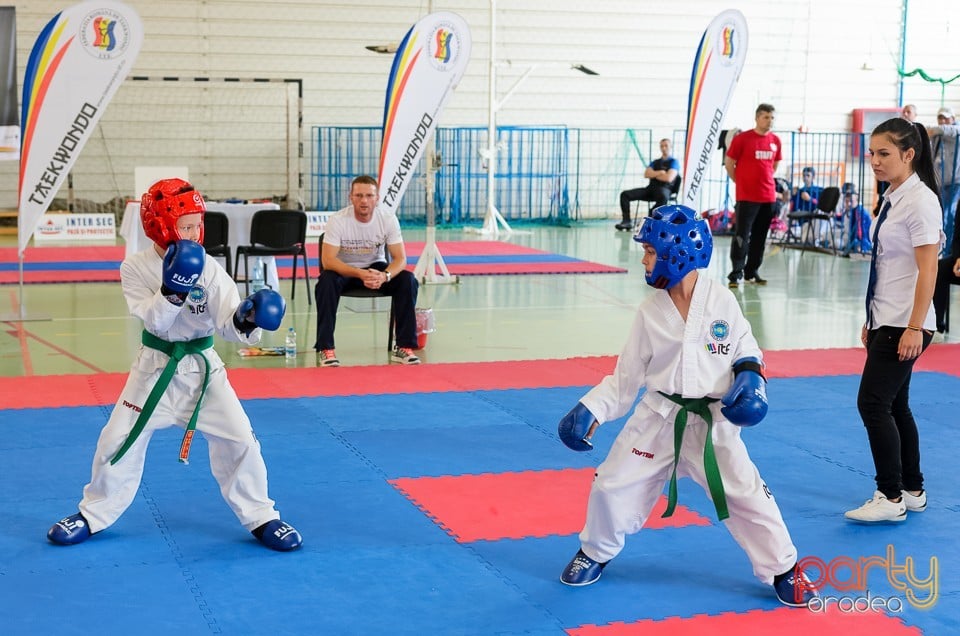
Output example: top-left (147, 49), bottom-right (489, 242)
top-left (201, 211), bottom-right (232, 276)
top-left (788, 186), bottom-right (841, 256)
top-left (234, 209), bottom-right (311, 303)
top-left (634, 175), bottom-right (683, 228)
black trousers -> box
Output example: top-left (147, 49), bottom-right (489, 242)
top-left (619, 184), bottom-right (671, 221)
top-left (728, 200), bottom-right (775, 282)
top-left (313, 263), bottom-right (419, 350)
top-left (933, 257), bottom-right (959, 331)
top-left (856, 326), bottom-right (933, 499)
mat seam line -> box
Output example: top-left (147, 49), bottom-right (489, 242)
top-left (140, 480), bottom-right (222, 634)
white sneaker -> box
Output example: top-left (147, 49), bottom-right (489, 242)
top-left (390, 346), bottom-right (421, 365)
top-left (844, 491), bottom-right (906, 523)
top-left (901, 490), bottom-right (927, 512)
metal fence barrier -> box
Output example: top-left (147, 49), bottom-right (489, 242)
top-left (310, 126), bottom-right (892, 225)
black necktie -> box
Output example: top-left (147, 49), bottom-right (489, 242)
top-left (865, 200), bottom-right (891, 327)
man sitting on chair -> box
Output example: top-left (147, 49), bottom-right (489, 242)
top-left (313, 175), bottom-right (420, 366)
top-left (615, 138), bottom-right (680, 231)
top-left (790, 166), bottom-right (827, 245)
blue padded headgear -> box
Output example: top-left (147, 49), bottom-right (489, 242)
top-left (633, 204), bottom-right (713, 289)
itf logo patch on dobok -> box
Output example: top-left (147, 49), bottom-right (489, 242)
top-left (705, 319), bottom-right (731, 356)
top-left (187, 285), bottom-right (208, 315)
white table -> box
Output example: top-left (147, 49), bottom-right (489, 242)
top-left (120, 201), bottom-right (282, 290)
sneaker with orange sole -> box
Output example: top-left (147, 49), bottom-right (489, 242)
top-left (317, 349), bottom-right (340, 367)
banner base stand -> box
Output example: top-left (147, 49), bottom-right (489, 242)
top-left (413, 228), bottom-right (460, 285)
top-left (464, 205), bottom-right (531, 236)
top-left (3, 264), bottom-right (52, 322)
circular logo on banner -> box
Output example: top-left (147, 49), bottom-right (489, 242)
top-left (427, 21), bottom-right (463, 71)
top-left (715, 22), bottom-right (742, 66)
top-left (79, 8), bottom-right (133, 60)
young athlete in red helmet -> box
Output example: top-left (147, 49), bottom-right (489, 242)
top-left (47, 178), bottom-right (302, 552)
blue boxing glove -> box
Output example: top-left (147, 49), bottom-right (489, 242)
top-left (234, 289), bottom-right (286, 335)
top-left (162, 240), bottom-right (205, 301)
top-left (720, 357), bottom-right (768, 426)
top-left (558, 402), bottom-right (599, 451)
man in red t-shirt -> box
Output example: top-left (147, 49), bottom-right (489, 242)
top-left (723, 103), bottom-right (783, 287)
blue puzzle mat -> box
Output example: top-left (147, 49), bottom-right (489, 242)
top-left (2, 372), bottom-right (957, 634)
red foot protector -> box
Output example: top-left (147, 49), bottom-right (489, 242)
top-left (568, 606), bottom-right (922, 635)
top-left (389, 467), bottom-right (710, 543)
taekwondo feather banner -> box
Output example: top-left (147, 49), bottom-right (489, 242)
top-left (17, 1), bottom-right (142, 256)
top-left (377, 11), bottom-right (471, 215)
top-left (680, 9), bottom-right (748, 212)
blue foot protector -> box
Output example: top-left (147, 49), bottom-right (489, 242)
top-left (47, 512), bottom-right (92, 545)
top-left (252, 519), bottom-right (302, 551)
top-left (560, 549), bottom-right (606, 586)
top-left (774, 566), bottom-right (820, 607)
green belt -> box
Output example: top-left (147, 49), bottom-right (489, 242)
top-left (658, 392), bottom-right (729, 521)
top-left (110, 331), bottom-right (214, 466)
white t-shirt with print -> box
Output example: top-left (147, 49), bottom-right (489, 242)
top-left (323, 205), bottom-right (403, 269)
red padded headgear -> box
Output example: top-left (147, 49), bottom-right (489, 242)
top-left (140, 178), bottom-right (206, 247)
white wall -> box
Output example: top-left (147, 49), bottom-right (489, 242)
top-left (3, 0), bottom-right (960, 208)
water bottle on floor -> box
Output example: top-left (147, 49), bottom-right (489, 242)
top-left (252, 257), bottom-right (266, 293)
top-left (285, 326), bottom-right (297, 362)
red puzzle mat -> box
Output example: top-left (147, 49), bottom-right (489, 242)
top-left (0, 240), bottom-right (626, 284)
top-left (0, 346), bottom-right (957, 409)
top-left (568, 606), bottom-right (921, 635)
top-left (389, 468), bottom-right (710, 543)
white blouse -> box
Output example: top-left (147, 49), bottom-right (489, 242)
top-left (870, 172), bottom-right (944, 330)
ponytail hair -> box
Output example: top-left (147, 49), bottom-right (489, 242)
top-left (871, 117), bottom-right (941, 199)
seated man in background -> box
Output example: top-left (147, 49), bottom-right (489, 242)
top-left (790, 166), bottom-right (826, 245)
top-left (840, 190), bottom-right (872, 257)
top-left (790, 167), bottom-right (821, 213)
top-left (313, 175), bottom-right (421, 367)
top-left (615, 138), bottom-right (680, 231)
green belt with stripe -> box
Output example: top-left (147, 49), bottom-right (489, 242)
top-left (110, 331), bottom-right (214, 466)
top-left (658, 392), bottom-right (729, 521)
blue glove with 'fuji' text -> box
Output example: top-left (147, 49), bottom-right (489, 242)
top-left (161, 240), bottom-right (205, 303)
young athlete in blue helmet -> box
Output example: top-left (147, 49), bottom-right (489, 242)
top-left (555, 204), bottom-right (819, 607)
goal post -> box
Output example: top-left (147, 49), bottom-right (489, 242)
top-left (14, 76), bottom-right (303, 211)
